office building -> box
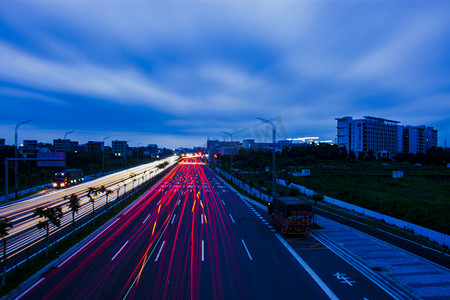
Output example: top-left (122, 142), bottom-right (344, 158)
top-left (336, 116), bottom-right (438, 158)
top-left (112, 140), bottom-right (128, 157)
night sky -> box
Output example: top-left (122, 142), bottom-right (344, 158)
top-left (1, 1), bottom-right (449, 148)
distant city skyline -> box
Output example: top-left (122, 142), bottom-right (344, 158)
top-left (1, 1), bottom-right (449, 149)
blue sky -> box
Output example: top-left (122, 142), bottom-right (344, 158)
top-left (1, 1), bottom-right (449, 149)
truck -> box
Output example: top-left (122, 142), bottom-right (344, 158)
top-left (53, 169), bottom-right (84, 188)
top-left (268, 196), bottom-right (313, 235)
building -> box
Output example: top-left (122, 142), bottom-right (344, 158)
top-left (242, 139), bottom-right (255, 149)
top-left (402, 125), bottom-right (437, 154)
top-left (86, 141), bottom-right (104, 153)
top-left (53, 139), bottom-right (78, 153)
top-left (145, 144), bottom-right (158, 157)
top-left (20, 140), bottom-right (39, 157)
top-left (112, 140), bottom-right (128, 157)
top-left (336, 116), bottom-right (438, 158)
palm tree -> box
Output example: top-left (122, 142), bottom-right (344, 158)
top-left (105, 189), bottom-right (113, 210)
top-left (33, 206), bottom-right (63, 257)
top-left (87, 187), bottom-right (99, 224)
top-left (65, 194), bottom-right (81, 239)
top-left (0, 216), bottom-right (12, 287)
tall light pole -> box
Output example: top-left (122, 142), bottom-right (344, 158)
top-left (102, 136), bottom-right (110, 174)
top-left (63, 130), bottom-right (75, 168)
top-left (258, 117), bottom-right (276, 201)
top-left (222, 131), bottom-right (233, 173)
top-left (15, 120), bottom-right (31, 198)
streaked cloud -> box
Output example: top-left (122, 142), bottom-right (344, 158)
top-left (0, 0), bottom-right (449, 148)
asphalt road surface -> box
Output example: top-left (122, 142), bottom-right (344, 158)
top-left (18, 157), bottom-right (393, 300)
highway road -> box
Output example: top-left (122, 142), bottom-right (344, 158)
top-left (0, 156), bottom-right (178, 271)
top-left (17, 157), bottom-right (394, 299)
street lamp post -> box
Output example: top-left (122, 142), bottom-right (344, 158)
top-left (102, 136), bottom-right (110, 174)
top-left (222, 131), bottom-right (233, 174)
top-left (257, 117), bottom-right (276, 201)
top-left (14, 120), bottom-right (31, 198)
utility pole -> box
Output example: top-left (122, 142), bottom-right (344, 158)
top-left (15, 120), bottom-right (31, 198)
top-left (258, 117), bottom-right (276, 201)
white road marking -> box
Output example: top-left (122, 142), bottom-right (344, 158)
top-left (111, 241), bottom-right (129, 261)
top-left (58, 218), bottom-right (119, 268)
top-left (221, 199), bottom-right (226, 206)
top-left (142, 213), bottom-right (151, 224)
top-left (201, 214), bottom-right (204, 224)
top-left (155, 241), bottom-right (166, 262)
top-left (15, 277), bottom-right (45, 300)
top-left (202, 240), bottom-right (205, 261)
top-left (171, 214), bottom-right (177, 224)
top-left (241, 239), bottom-right (253, 261)
top-left (275, 234), bottom-right (338, 300)
top-left (229, 213), bottom-right (235, 224)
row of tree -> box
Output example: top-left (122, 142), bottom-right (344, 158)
top-left (0, 184), bottom-right (113, 288)
top-left (220, 144), bottom-right (450, 171)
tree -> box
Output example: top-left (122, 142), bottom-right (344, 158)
top-left (65, 194), bottom-right (81, 239)
top-left (0, 216), bottom-right (12, 287)
top-left (87, 187), bottom-right (99, 224)
top-left (105, 189), bottom-right (113, 210)
top-left (33, 206), bottom-right (63, 256)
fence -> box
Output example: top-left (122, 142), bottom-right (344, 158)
top-left (215, 167), bottom-right (450, 247)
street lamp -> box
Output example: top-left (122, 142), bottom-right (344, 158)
top-left (257, 117), bottom-right (276, 201)
top-left (222, 131), bottom-right (234, 173)
top-left (64, 130), bottom-right (75, 140)
top-left (15, 120), bottom-right (31, 198)
top-left (102, 136), bottom-right (110, 174)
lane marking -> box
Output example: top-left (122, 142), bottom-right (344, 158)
top-left (171, 214), bottom-right (177, 224)
top-left (15, 277), bottom-right (45, 300)
top-left (155, 241), bottom-right (166, 261)
top-left (229, 213), bottom-right (235, 224)
top-left (202, 240), bottom-right (205, 261)
top-left (111, 241), bottom-right (129, 261)
top-left (58, 218), bottom-right (119, 268)
top-left (142, 213), bottom-right (151, 224)
top-left (201, 214), bottom-right (204, 224)
top-left (275, 234), bottom-right (338, 300)
top-left (221, 199), bottom-right (226, 206)
top-left (241, 239), bottom-right (253, 261)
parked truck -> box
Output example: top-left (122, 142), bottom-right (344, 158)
top-left (268, 196), bottom-right (313, 235)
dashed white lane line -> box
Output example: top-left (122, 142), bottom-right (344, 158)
top-left (229, 213), bottom-right (235, 224)
top-left (142, 213), bottom-right (151, 224)
top-left (155, 241), bottom-right (166, 262)
top-left (201, 214), bottom-right (204, 224)
top-left (241, 239), bottom-right (253, 261)
top-left (58, 218), bottom-right (119, 268)
top-left (202, 240), bottom-right (205, 261)
top-left (171, 214), bottom-right (177, 224)
top-left (111, 241), bottom-right (129, 261)
top-left (221, 200), bottom-right (226, 206)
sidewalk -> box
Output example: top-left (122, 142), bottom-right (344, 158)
top-left (314, 216), bottom-right (450, 299)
